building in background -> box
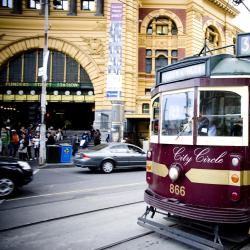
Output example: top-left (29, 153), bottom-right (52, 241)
top-left (0, 0), bottom-right (241, 145)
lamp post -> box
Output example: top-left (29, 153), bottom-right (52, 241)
top-left (39, 0), bottom-right (49, 165)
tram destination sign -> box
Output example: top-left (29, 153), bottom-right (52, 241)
top-left (236, 32), bottom-right (250, 57)
top-left (160, 63), bottom-right (206, 84)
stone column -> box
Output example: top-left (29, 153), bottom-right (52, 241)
top-left (68, 0), bottom-right (77, 16)
top-left (11, 0), bottom-right (22, 14)
top-left (96, 0), bottom-right (104, 16)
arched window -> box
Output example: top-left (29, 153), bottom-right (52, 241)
top-left (0, 49), bottom-right (91, 85)
top-left (147, 16), bottom-right (178, 35)
top-left (155, 55), bottom-right (168, 71)
top-left (206, 26), bottom-right (220, 47)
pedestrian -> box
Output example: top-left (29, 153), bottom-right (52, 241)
top-left (46, 132), bottom-right (55, 145)
top-left (1, 127), bottom-right (10, 156)
top-left (18, 134), bottom-right (28, 160)
top-left (93, 129), bottom-right (101, 146)
top-left (27, 131), bottom-right (33, 160)
top-left (10, 129), bottom-right (19, 158)
top-left (32, 134), bottom-right (40, 159)
top-left (106, 133), bottom-right (110, 143)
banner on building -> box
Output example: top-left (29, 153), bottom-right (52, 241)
top-left (106, 3), bottom-right (123, 98)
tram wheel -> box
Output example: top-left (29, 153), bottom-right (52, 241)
top-left (101, 160), bottom-right (114, 174)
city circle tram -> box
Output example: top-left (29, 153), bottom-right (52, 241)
top-left (138, 36), bottom-right (250, 249)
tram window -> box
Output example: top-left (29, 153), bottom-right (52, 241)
top-left (151, 97), bottom-right (160, 135)
top-left (162, 92), bottom-right (194, 136)
top-left (199, 91), bottom-right (242, 137)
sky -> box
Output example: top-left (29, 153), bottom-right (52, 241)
top-left (232, 1), bottom-right (250, 32)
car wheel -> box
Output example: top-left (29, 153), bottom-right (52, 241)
top-left (0, 176), bottom-right (16, 198)
top-left (101, 160), bottom-right (114, 174)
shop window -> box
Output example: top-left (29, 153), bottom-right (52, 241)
top-left (81, 0), bottom-right (95, 11)
top-left (142, 103), bottom-right (150, 114)
top-left (0, 0), bottom-right (12, 8)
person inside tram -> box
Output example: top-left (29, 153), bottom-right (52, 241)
top-left (208, 119), bottom-right (217, 136)
top-left (231, 120), bottom-right (243, 136)
top-left (197, 116), bottom-right (209, 136)
top-left (198, 116), bottom-right (217, 136)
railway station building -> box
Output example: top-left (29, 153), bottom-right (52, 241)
top-left (0, 0), bottom-right (241, 145)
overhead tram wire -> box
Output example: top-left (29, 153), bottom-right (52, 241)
top-left (232, 0), bottom-right (250, 12)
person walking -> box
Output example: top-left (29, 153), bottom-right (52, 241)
top-left (32, 134), bottom-right (40, 160)
top-left (27, 131), bottom-right (33, 160)
top-left (18, 134), bottom-right (28, 160)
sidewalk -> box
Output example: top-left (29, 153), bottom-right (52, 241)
top-left (28, 158), bottom-right (74, 169)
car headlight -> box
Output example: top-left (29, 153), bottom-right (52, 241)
top-left (18, 161), bottom-right (32, 170)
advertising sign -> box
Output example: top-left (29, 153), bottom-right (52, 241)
top-left (106, 3), bottom-right (123, 98)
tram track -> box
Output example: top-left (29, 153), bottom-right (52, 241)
top-left (94, 231), bottom-right (154, 250)
top-left (0, 200), bottom-right (144, 233)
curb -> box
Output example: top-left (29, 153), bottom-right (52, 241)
top-left (38, 162), bottom-right (74, 169)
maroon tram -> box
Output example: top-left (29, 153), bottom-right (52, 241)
top-left (138, 35), bottom-right (250, 248)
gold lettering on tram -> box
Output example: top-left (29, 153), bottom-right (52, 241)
top-left (169, 184), bottom-right (186, 196)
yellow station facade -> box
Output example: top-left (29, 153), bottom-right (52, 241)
top-left (0, 0), bottom-right (241, 145)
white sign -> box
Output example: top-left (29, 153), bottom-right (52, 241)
top-left (42, 50), bottom-right (50, 82)
top-left (237, 33), bottom-right (250, 57)
top-left (161, 63), bottom-right (206, 84)
top-left (38, 67), bottom-right (44, 77)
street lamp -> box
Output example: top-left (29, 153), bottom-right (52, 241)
top-left (38, 0), bottom-right (49, 165)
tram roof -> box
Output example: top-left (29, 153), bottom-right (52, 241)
top-left (156, 54), bottom-right (250, 86)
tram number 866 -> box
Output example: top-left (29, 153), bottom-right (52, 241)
top-left (169, 184), bottom-right (186, 196)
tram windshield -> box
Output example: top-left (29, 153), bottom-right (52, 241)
top-left (162, 91), bottom-right (194, 136)
top-left (199, 91), bottom-right (242, 137)
top-left (151, 86), bottom-right (248, 146)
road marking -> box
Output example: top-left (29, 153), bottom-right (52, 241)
top-left (0, 199), bottom-right (5, 204)
top-left (33, 169), bottom-right (40, 175)
top-left (7, 182), bottom-right (146, 202)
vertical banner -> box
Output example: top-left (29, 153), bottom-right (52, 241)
top-left (106, 3), bottom-right (123, 98)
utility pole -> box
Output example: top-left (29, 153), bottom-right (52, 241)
top-left (39, 0), bottom-right (49, 165)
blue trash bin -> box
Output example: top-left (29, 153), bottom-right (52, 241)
top-left (60, 144), bottom-right (72, 163)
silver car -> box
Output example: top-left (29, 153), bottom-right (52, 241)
top-left (73, 143), bottom-right (146, 173)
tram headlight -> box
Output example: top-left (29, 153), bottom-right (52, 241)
top-left (147, 151), bottom-right (152, 159)
top-left (232, 157), bottom-right (240, 167)
top-left (169, 164), bottom-right (181, 182)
